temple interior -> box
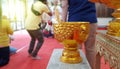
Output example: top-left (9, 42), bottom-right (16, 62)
top-left (0, 0), bottom-right (120, 69)
top-left (0, 0), bottom-right (114, 31)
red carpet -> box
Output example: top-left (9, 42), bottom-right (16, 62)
top-left (0, 30), bottom-right (110, 69)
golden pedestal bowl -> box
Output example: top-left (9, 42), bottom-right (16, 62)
top-left (106, 0), bottom-right (120, 37)
top-left (53, 22), bottom-right (90, 43)
top-left (53, 22), bottom-right (90, 64)
top-left (89, 0), bottom-right (120, 37)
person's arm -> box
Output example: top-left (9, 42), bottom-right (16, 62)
top-left (43, 4), bottom-right (52, 16)
top-left (61, 0), bottom-right (68, 22)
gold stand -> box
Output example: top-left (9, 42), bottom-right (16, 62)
top-left (60, 40), bottom-right (82, 64)
top-left (107, 0), bottom-right (120, 36)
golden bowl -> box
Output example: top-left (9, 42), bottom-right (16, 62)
top-left (53, 22), bottom-right (90, 43)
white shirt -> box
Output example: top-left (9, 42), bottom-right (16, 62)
top-left (50, 5), bottom-right (62, 23)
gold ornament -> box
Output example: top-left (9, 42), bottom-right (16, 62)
top-left (107, 0), bottom-right (120, 37)
top-left (54, 22), bottom-right (89, 64)
top-left (60, 40), bottom-right (82, 64)
top-left (53, 22), bottom-right (90, 43)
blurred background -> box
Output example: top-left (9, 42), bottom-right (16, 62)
top-left (0, 0), bottom-right (114, 31)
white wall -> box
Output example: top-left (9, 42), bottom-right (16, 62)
top-left (97, 17), bottom-right (113, 28)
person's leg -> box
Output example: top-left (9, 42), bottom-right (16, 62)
top-left (95, 53), bottom-right (101, 69)
top-left (49, 30), bottom-right (54, 38)
top-left (27, 30), bottom-right (36, 55)
top-left (31, 29), bottom-right (44, 57)
top-left (84, 23), bottom-right (97, 69)
top-left (0, 46), bottom-right (10, 67)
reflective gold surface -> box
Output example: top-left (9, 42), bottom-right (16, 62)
top-left (107, 22), bottom-right (120, 36)
top-left (53, 22), bottom-right (90, 43)
top-left (107, 0), bottom-right (120, 37)
top-left (60, 40), bottom-right (82, 64)
top-left (54, 22), bottom-right (89, 64)
top-left (89, 0), bottom-right (120, 37)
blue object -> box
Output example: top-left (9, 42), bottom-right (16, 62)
top-left (68, 0), bottom-right (97, 23)
top-left (10, 46), bottom-right (17, 54)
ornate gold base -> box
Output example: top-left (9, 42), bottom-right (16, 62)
top-left (60, 50), bottom-right (82, 64)
top-left (60, 40), bottom-right (82, 64)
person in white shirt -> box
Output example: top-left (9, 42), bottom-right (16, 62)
top-left (50, 0), bottom-right (62, 24)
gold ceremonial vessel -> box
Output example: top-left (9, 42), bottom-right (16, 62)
top-left (90, 0), bottom-right (120, 36)
top-left (54, 22), bottom-right (90, 43)
top-left (106, 0), bottom-right (120, 37)
top-left (53, 22), bottom-right (90, 64)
